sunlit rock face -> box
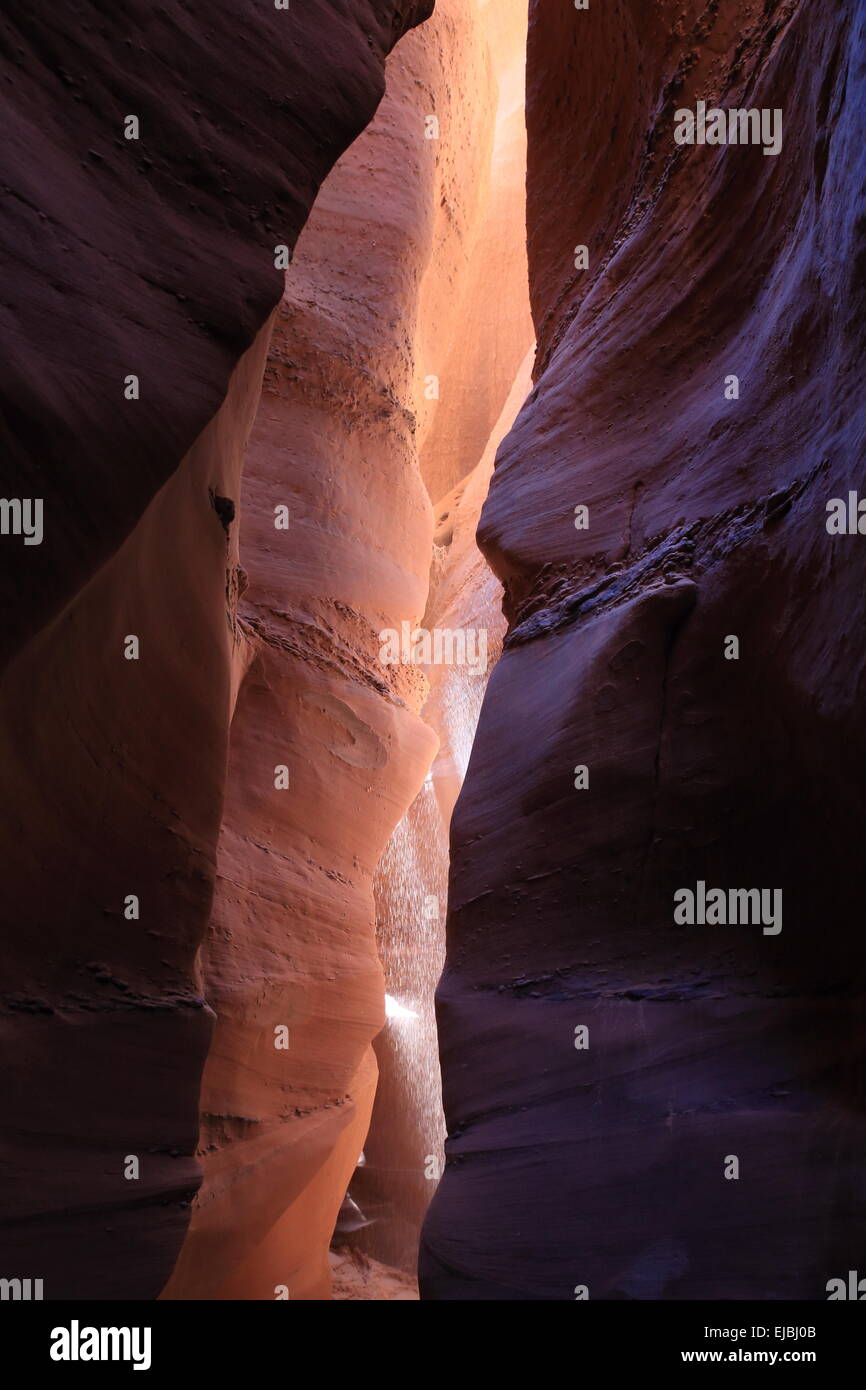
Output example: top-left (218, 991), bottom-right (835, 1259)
top-left (163, 9), bottom-right (460, 1301)
top-left (339, 0), bottom-right (532, 1274)
top-left (421, 0), bottom-right (866, 1299)
top-left (414, 0), bottom-right (534, 504)
top-left (357, 353), bottom-right (532, 1273)
top-left (0, 0), bottom-right (432, 1301)
top-left (167, 0), bottom-right (533, 1299)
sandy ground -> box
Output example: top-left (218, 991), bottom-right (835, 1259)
top-left (330, 1247), bottom-right (419, 1300)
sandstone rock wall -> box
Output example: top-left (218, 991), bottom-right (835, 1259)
top-left (414, 0), bottom-right (534, 501)
top-left (0, 0), bottom-right (432, 1301)
top-left (421, 0), bottom-right (866, 1299)
top-left (165, 0), bottom-right (534, 1297)
top-left (164, 0), bottom-right (492, 1299)
top-left (346, 0), bottom-right (532, 1274)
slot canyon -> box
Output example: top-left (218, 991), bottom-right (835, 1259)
top-left (1, 0), bottom-right (865, 1313)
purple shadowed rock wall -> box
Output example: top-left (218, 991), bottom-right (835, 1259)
top-left (421, 0), bottom-right (866, 1300)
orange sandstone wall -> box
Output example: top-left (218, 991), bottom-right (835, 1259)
top-left (165, 0), bottom-right (488, 1299)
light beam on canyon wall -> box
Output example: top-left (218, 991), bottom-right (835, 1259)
top-left (349, 0), bottom-right (533, 1275)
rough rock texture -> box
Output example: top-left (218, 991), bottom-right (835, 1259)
top-left (421, 0), bottom-right (866, 1299)
top-left (0, 0), bottom-right (432, 1300)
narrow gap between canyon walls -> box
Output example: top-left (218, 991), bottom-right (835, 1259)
top-left (162, 0), bottom-right (533, 1301)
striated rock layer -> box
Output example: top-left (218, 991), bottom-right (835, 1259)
top-left (0, 0), bottom-right (431, 1300)
top-left (422, 0), bottom-right (866, 1299)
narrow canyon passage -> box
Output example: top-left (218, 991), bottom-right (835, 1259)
top-left (2, 0), bottom-right (865, 1320)
top-left (164, 0), bottom-right (532, 1299)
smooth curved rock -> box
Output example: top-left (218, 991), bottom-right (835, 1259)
top-left (421, 0), bottom-right (866, 1299)
top-left (347, 0), bottom-right (531, 1274)
top-left (0, 0), bottom-right (432, 1301)
top-left (162, 7), bottom-right (460, 1299)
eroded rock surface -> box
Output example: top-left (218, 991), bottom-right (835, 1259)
top-left (345, 0), bottom-right (532, 1274)
top-left (0, 0), bottom-right (431, 1300)
top-left (164, 0), bottom-right (533, 1299)
top-left (421, 0), bottom-right (866, 1299)
top-left (163, 5), bottom-right (471, 1299)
